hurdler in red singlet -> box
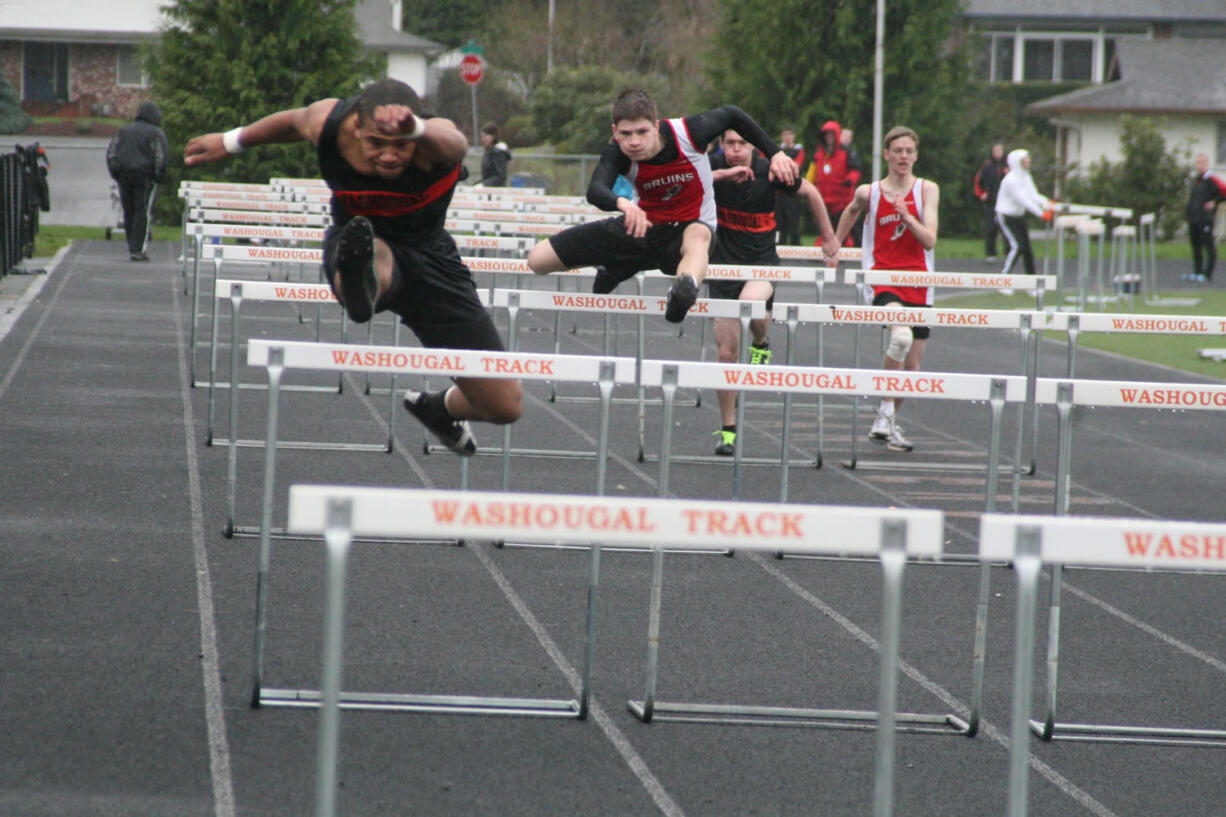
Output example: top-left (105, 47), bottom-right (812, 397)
top-left (526, 88), bottom-right (799, 324)
top-left (832, 126), bottom-right (941, 453)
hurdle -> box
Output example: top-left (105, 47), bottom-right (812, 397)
top-left (774, 300), bottom-right (1046, 481)
top-left (1005, 377), bottom-right (1226, 746)
top-left (287, 486), bottom-right (943, 817)
top-left (979, 516), bottom-right (1226, 817)
top-left (206, 277), bottom-right (345, 446)
top-left (1047, 309), bottom-right (1226, 379)
top-left (493, 288), bottom-right (767, 465)
top-left (245, 344), bottom-right (635, 706)
top-left (641, 359), bottom-right (1026, 515)
top-left (252, 360), bottom-right (627, 711)
top-left (620, 497), bottom-right (955, 817)
top-left (185, 206), bottom-right (332, 380)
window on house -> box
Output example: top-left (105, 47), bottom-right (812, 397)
top-left (116, 46), bottom-right (147, 87)
top-left (1023, 39), bottom-right (1055, 81)
top-left (1060, 40), bottom-right (1093, 81)
top-left (23, 42), bottom-right (69, 102)
top-left (1217, 121), bottom-right (1226, 166)
top-left (992, 36), bottom-right (1014, 83)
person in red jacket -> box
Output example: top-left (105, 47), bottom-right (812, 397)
top-left (805, 120), bottom-right (863, 246)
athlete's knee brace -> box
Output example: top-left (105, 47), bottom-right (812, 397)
top-left (886, 325), bottom-right (913, 362)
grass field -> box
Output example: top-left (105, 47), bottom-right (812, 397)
top-left (28, 225), bottom-right (1223, 381)
top-left (941, 288), bottom-right (1226, 381)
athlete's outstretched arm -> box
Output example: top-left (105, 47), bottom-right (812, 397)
top-left (797, 179), bottom-right (838, 262)
top-left (833, 183), bottom-right (870, 247)
top-left (184, 99), bottom-right (335, 166)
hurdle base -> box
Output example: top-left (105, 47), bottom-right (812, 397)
top-left (498, 540), bottom-right (733, 557)
top-left (193, 380), bottom-right (341, 394)
top-left (428, 443), bottom-right (598, 460)
top-left (260, 687), bottom-right (582, 718)
top-left (840, 458), bottom-right (1021, 474)
top-left (1028, 719), bottom-right (1226, 747)
top-left (228, 524), bottom-right (460, 547)
top-left (628, 700), bottom-right (970, 734)
top-left (641, 452), bottom-right (820, 468)
top-left (215, 438), bottom-right (390, 452)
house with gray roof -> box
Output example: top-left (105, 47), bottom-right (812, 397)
top-left (0, 0), bottom-right (440, 120)
top-left (1027, 39), bottom-right (1226, 176)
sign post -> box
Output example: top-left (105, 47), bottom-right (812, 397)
top-left (459, 40), bottom-right (484, 145)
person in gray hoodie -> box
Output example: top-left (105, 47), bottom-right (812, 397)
top-left (993, 148), bottom-right (1051, 277)
top-left (106, 101), bottom-right (169, 260)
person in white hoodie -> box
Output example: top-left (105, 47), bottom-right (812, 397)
top-left (994, 148), bottom-right (1052, 276)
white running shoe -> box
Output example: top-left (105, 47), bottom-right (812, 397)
top-left (869, 413), bottom-right (891, 443)
top-left (885, 419), bottom-right (913, 452)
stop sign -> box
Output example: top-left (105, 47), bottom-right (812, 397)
top-left (459, 53), bottom-right (484, 86)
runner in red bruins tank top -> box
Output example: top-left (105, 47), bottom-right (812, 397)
top-left (831, 126), bottom-right (941, 453)
top-left (184, 79), bottom-right (522, 457)
top-left (526, 88), bottom-right (799, 324)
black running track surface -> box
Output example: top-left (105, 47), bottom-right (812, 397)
top-left (2, 240), bottom-right (1224, 817)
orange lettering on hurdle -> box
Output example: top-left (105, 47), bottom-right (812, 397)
top-left (1124, 532), bottom-right (1226, 560)
top-left (481, 357), bottom-right (555, 375)
top-left (681, 509), bottom-right (804, 538)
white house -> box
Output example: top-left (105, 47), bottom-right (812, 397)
top-left (1027, 39), bottom-right (1226, 178)
top-left (0, 0), bottom-right (440, 118)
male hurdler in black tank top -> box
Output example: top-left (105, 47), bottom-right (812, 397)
top-left (317, 96), bottom-right (502, 350)
top-left (707, 152), bottom-right (800, 300)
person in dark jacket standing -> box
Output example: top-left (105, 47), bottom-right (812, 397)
top-left (106, 101), bottom-right (169, 261)
top-left (973, 142), bottom-right (1007, 261)
top-left (1184, 153), bottom-right (1226, 282)
top-left (477, 123), bottom-right (511, 187)
top-left (773, 126), bottom-right (805, 245)
top-left (804, 120), bottom-right (862, 246)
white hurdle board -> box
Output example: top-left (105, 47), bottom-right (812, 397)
top-left (980, 514), bottom-right (1226, 817)
top-left (287, 484), bottom-right (944, 817)
top-left (245, 344), bottom-right (636, 727)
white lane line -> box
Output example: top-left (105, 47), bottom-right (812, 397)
top-left (751, 553), bottom-right (1120, 817)
top-left (363, 386), bottom-right (686, 817)
top-left (174, 270), bottom-right (237, 817)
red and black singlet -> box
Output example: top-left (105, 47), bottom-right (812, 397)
top-left (316, 96), bottom-right (461, 243)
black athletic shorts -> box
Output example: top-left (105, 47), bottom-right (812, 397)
top-left (548, 216), bottom-right (712, 278)
top-left (322, 225), bottom-right (504, 352)
top-left (872, 290), bottom-right (931, 340)
top-left (705, 279), bottom-right (775, 313)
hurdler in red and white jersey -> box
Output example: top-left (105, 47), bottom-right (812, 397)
top-left (861, 179), bottom-right (934, 305)
top-left (586, 106), bottom-right (782, 233)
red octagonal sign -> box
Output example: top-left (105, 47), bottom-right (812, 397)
top-left (459, 53), bottom-right (484, 86)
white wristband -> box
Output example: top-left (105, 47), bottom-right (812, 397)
top-left (406, 115), bottom-right (426, 141)
top-left (222, 127), bottom-right (245, 155)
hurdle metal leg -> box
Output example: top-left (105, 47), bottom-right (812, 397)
top-left (1005, 526), bottom-right (1043, 817)
top-left (629, 519), bottom-right (966, 748)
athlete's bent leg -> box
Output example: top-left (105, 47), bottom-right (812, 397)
top-left (450, 377), bottom-right (523, 425)
top-left (527, 238), bottom-right (566, 275)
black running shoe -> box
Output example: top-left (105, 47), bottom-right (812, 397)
top-left (402, 389), bottom-right (477, 456)
top-left (333, 216), bottom-right (377, 323)
top-left (664, 274), bottom-right (698, 323)
top-left (592, 266), bottom-right (618, 294)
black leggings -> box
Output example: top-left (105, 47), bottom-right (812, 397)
top-left (997, 213), bottom-right (1034, 276)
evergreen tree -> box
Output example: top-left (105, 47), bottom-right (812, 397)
top-left (707, 0), bottom-right (983, 235)
top-left (0, 74), bottom-right (32, 135)
top-left (147, 0), bottom-right (380, 220)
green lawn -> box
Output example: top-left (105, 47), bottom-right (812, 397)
top-left (34, 224), bottom-right (180, 258)
top-left (941, 288), bottom-right (1226, 381)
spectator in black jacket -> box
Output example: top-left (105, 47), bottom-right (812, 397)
top-left (477, 123), bottom-right (511, 187)
top-left (106, 101), bottom-right (169, 261)
top-left (973, 142), bottom-right (1007, 261)
top-left (1185, 153), bottom-right (1226, 282)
